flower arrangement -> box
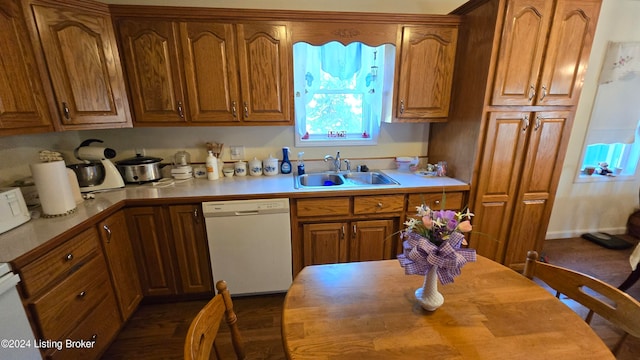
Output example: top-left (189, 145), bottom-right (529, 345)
top-left (398, 204), bottom-right (477, 284)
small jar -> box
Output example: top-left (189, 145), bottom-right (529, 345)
top-left (263, 154), bottom-right (279, 176)
top-left (234, 161), bottom-right (247, 176)
top-left (249, 157), bottom-right (262, 176)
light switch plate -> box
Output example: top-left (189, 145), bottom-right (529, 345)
top-left (230, 145), bottom-right (245, 160)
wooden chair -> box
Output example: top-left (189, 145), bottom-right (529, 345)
top-left (523, 250), bottom-right (640, 355)
top-left (184, 280), bottom-right (246, 360)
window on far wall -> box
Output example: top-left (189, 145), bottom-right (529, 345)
top-left (579, 41), bottom-right (640, 179)
top-left (293, 41), bottom-right (395, 147)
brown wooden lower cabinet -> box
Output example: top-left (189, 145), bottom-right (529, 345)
top-left (98, 210), bottom-right (143, 321)
top-left (125, 204), bottom-right (213, 297)
top-left (17, 227), bottom-right (121, 359)
top-left (295, 195), bottom-right (403, 275)
top-left (302, 219), bottom-right (397, 267)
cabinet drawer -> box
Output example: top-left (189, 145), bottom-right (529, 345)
top-left (354, 195), bottom-right (404, 214)
top-left (407, 192), bottom-right (464, 212)
top-left (20, 227), bottom-right (100, 297)
top-left (47, 292), bottom-right (120, 360)
top-left (31, 254), bottom-right (114, 340)
top-left (296, 198), bottom-right (350, 217)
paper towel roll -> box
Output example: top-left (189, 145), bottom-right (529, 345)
top-left (30, 161), bottom-right (77, 217)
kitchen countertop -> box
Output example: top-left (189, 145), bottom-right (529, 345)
top-left (0, 170), bottom-right (468, 264)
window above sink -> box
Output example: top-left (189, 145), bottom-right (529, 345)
top-left (293, 42), bottom-right (396, 147)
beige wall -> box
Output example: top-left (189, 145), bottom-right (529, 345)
top-left (546, 0), bottom-right (640, 238)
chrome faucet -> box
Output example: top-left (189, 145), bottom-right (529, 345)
top-left (324, 151), bottom-right (341, 172)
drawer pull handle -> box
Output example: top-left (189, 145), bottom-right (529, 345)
top-left (434, 200), bottom-right (440, 205)
top-left (78, 291), bottom-right (86, 298)
top-left (65, 253), bottom-right (74, 261)
top-left (377, 202), bottom-right (383, 208)
top-left (103, 225), bottom-right (112, 243)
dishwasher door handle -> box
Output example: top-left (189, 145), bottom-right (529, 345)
top-left (234, 210), bottom-right (261, 216)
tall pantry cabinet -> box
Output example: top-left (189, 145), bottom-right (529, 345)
top-left (428, 0), bottom-right (601, 270)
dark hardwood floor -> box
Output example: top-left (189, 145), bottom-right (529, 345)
top-left (102, 236), bottom-right (640, 360)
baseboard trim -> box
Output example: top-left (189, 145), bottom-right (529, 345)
top-left (546, 227), bottom-right (628, 240)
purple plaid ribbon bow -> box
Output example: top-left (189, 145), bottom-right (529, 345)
top-left (398, 231), bottom-right (476, 284)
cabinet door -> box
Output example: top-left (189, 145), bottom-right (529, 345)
top-left (470, 112), bottom-right (529, 262)
top-left (395, 25), bottom-right (458, 120)
top-left (351, 220), bottom-right (395, 262)
top-left (117, 19), bottom-right (186, 123)
top-left (236, 23), bottom-right (292, 123)
top-left (98, 210), bottom-right (142, 321)
top-left (32, 4), bottom-right (131, 128)
top-left (491, 0), bottom-right (554, 106)
top-left (179, 21), bottom-right (241, 123)
top-left (168, 205), bottom-right (213, 294)
top-left (0, 0), bottom-right (53, 135)
top-left (537, 0), bottom-right (601, 106)
top-left (504, 111), bottom-right (572, 268)
top-left (302, 222), bottom-right (347, 266)
top-left (125, 207), bottom-right (178, 296)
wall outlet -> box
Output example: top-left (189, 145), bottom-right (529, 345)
top-left (230, 145), bottom-right (245, 160)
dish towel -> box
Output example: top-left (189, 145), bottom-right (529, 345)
top-left (630, 242), bottom-right (640, 270)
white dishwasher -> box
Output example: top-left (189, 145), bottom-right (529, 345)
top-left (202, 198), bottom-right (292, 295)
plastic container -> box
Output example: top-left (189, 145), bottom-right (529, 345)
top-left (297, 152), bottom-right (305, 175)
top-left (395, 156), bottom-right (419, 172)
top-left (280, 147), bottom-right (292, 174)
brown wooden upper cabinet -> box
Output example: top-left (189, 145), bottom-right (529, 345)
top-left (393, 25), bottom-right (458, 121)
top-left (31, 0), bottom-right (132, 129)
top-left (491, 0), bottom-right (601, 106)
top-left (115, 18), bottom-right (292, 126)
top-left (0, 0), bottom-right (54, 136)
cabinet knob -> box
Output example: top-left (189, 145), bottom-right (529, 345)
top-left (78, 291), bottom-right (86, 298)
top-left (434, 200), bottom-right (441, 205)
top-left (65, 253), bottom-right (74, 261)
top-left (103, 224), bottom-right (112, 243)
top-left (90, 334), bottom-right (98, 341)
top-left (377, 202), bottom-right (383, 208)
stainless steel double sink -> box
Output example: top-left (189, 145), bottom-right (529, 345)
top-left (294, 171), bottom-right (400, 189)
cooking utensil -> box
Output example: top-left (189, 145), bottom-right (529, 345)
top-left (116, 154), bottom-right (163, 183)
top-left (67, 162), bottom-right (105, 187)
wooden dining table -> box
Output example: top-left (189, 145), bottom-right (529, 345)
top-left (282, 257), bottom-right (615, 359)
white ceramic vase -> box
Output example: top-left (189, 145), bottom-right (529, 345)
top-left (415, 266), bottom-right (444, 311)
